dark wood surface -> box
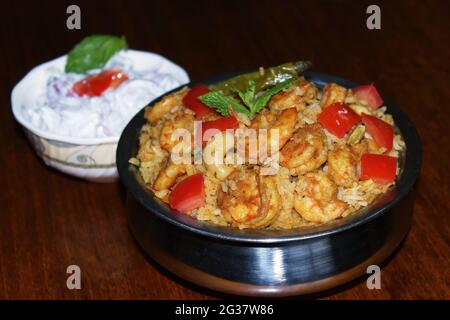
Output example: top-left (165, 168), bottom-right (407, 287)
top-left (1, 0), bottom-right (449, 299)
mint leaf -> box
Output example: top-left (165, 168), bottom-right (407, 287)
top-left (199, 77), bottom-right (298, 119)
top-left (65, 35), bottom-right (127, 74)
top-left (232, 80), bottom-right (255, 107)
top-left (252, 77), bottom-right (297, 113)
top-left (199, 92), bottom-right (251, 117)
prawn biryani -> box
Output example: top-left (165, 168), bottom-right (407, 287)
top-left (129, 62), bottom-right (405, 230)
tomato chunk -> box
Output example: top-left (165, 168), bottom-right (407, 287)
top-left (195, 115), bottom-right (239, 147)
top-left (361, 113), bottom-right (394, 151)
top-left (360, 153), bottom-right (397, 184)
top-left (168, 173), bottom-right (205, 213)
top-left (72, 67), bottom-right (128, 97)
top-left (317, 102), bottom-right (361, 138)
top-left (201, 115), bottom-right (239, 143)
top-left (183, 83), bottom-right (215, 118)
top-left (353, 83), bottom-right (383, 109)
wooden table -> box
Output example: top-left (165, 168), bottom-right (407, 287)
top-left (1, 0), bottom-right (448, 299)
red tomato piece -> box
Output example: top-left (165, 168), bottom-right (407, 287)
top-left (317, 102), bottom-right (361, 138)
top-left (353, 83), bottom-right (383, 109)
top-left (360, 153), bottom-right (397, 184)
top-left (183, 83), bottom-right (215, 118)
top-left (195, 116), bottom-right (239, 146)
top-left (201, 115), bottom-right (239, 144)
top-left (72, 67), bottom-right (128, 97)
top-left (168, 173), bottom-right (205, 213)
top-left (361, 113), bottom-right (394, 151)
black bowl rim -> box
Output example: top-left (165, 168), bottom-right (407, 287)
top-left (117, 70), bottom-right (422, 244)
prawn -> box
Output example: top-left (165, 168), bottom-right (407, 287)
top-left (269, 78), bottom-right (318, 112)
top-left (327, 144), bottom-right (358, 187)
top-left (280, 123), bottom-right (328, 175)
top-left (159, 112), bottom-right (195, 152)
top-left (203, 131), bottom-right (236, 180)
top-left (320, 83), bottom-right (347, 109)
top-left (217, 167), bottom-right (281, 228)
top-left (144, 88), bottom-right (187, 124)
top-left (247, 107), bottom-right (297, 163)
top-left (153, 161), bottom-right (186, 191)
top-left (294, 172), bottom-right (348, 223)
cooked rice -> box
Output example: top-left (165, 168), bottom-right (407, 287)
top-left (131, 78), bottom-right (406, 230)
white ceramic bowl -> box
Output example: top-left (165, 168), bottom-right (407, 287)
top-left (11, 50), bottom-right (189, 182)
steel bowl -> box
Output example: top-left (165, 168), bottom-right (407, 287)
top-left (117, 71), bottom-right (422, 297)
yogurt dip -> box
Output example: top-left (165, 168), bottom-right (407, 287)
top-left (20, 50), bottom-right (186, 139)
